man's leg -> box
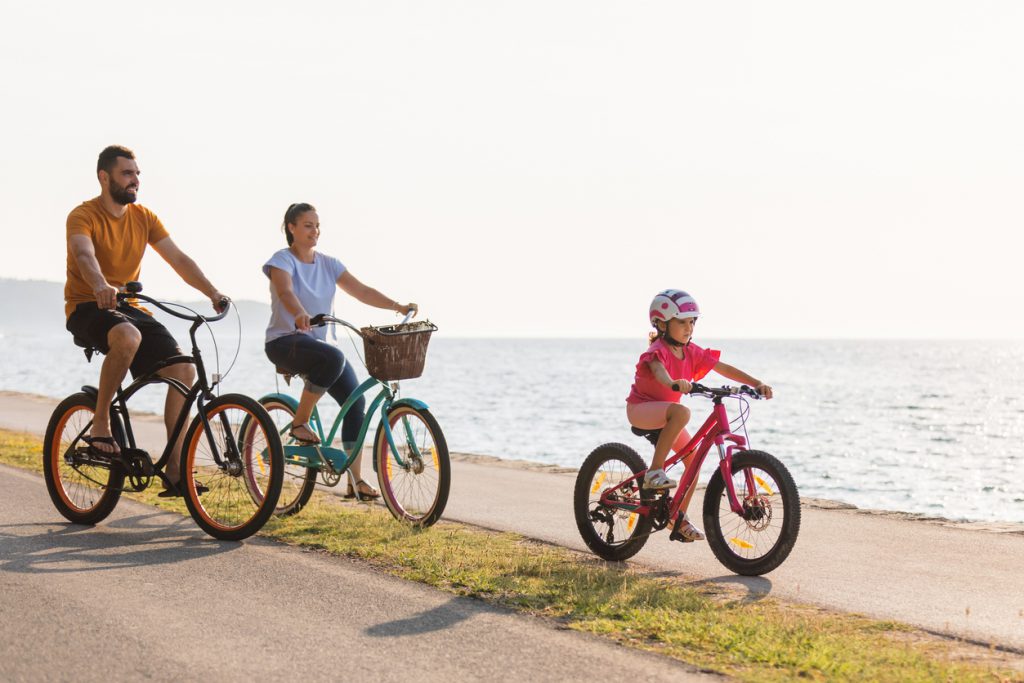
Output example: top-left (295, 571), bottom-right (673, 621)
top-left (155, 362), bottom-right (196, 484)
top-left (91, 323), bottom-right (142, 452)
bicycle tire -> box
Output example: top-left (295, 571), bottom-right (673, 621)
top-left (374, 405), bottom-right (450, 527)
top-left (42, 392), bottom-right (125, 525)
top-left (180, 393), bottom-right (284, 541)
top-left (573, 443), bottom-right (654, 561)
top-left (251, 397), bottom-right (317, 516)
top-left (703, 449), bottom-right (800, 576)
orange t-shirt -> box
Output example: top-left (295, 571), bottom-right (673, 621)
top-left (64, 199), bottom-right (170, 318)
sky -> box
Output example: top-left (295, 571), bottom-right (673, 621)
top-left (1, 1), bottom-right (1022, 338)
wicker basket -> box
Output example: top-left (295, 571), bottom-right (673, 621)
top-left (360, 320), bottom-right (438, 381)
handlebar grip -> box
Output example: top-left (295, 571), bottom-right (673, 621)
top-left (309, 314), bottom-right (327, 327)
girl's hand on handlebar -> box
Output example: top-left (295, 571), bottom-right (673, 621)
top-left (294, 313), bottom-right (312, 332)
top-left (673, 379), bottom-right (693, 393)
top-left (755, 383), bottom-right (773, 399)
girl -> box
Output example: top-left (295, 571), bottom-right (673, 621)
top-left (263, 202), bottom-right (417, 500)
top-left (625, 289), bottom-right (773, 541)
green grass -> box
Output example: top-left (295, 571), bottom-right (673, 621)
top-left (4, 429), bottom-right (1020, 682)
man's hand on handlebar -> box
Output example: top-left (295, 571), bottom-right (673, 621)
top-left (210, 291), bottom-right (231, 313)
top-left (94, 283), bottom-right (119, 310)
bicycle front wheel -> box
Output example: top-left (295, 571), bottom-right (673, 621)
top-left (252, 397), bottom-right (317, 516)
top-left (703, 450), bottom-right (800, 576)
top-left (573, 443), bottom-right (653, 561)
top-left (42, 392), bottom-right (125, 525)
top-left (181, 394), bottom-right (284, 541)
top-left (374, 405), bottom-right (450, 527)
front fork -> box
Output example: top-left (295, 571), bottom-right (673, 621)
top-left (716, 435), bottom-right (752, 515)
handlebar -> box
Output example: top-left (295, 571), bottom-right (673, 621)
top-left (116, 281), bottom-right (231, 323)
top-left (308, 310), bottom-right (419, 336)
top-left (688, 382), bottom-right (762, 400)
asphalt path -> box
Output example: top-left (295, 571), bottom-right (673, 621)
top-left (0, 465), bottom-right (716, 682)
top-left (3, 391), bottom-right (1023, 654)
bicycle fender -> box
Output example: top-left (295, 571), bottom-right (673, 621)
top-left (260, 392), bottom-right (299, 411)
top-left (388, 397), bottom-right (429, 412)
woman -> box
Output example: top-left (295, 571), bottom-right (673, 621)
top-left (263, 202), bottom-right (416, 499)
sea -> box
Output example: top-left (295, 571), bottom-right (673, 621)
top-left (4, 325), bottom-right (1023, 524)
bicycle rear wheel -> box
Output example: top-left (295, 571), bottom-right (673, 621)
top-left (703, 450), bottom-right (800, 576)
top-left (374, 405), bottom-right (450, 527)
top-left (181, 394), bottom-right (284, 541)
top-left (42, 392), bottom-right (125, 525)
top-left (250, 397), bottom-right (317, 516)
top-left (573, 443), bottom-right (653, 561)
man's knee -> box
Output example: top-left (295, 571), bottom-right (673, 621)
top-left (107, 324), bottom-right (142, 354)
top-left (159, 363), bottom-right (196, 385)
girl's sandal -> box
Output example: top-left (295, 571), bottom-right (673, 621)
top-left (344, 479), bottom-right (380, 501)
top-left (288, 423), bottom-right (321, 446)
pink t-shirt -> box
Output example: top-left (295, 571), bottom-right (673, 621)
top-left (626, 339), bottom-right (721, 404)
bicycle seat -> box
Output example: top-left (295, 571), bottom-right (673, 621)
top-left (630, 426), bottom-right (662, 446)
top-left (73, 335), bottom-right (103, 362)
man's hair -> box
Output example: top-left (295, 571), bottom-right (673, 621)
top-left (97, 145), bottom-right (135, 174)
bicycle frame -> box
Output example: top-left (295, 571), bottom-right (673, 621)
top-left (262, 378), bottom-right (430, 475)
top-left (601, 398), bottom-right (752, 520)
top-left (71, 295), bottom-right (238, 486)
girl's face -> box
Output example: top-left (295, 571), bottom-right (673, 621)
top-left (665, 316), bottom-right (696, 344)
top-left (288, 210), bottom-right (320, 249)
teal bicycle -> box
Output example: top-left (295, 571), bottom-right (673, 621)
top-left (248, 314), bottom-right (450, 527)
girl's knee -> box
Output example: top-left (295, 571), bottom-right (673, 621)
top-left (666, 403), bottom-right (690, 423)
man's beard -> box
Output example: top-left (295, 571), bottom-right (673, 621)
top-left (108, 179), bottom-right (138, 205)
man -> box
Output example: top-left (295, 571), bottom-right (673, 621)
top-left (65, 145), bottom-right (227, 496)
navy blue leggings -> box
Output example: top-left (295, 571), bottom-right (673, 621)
top-left (265, 334), bottom-right (366, 444)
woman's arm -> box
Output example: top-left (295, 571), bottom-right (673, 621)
top-left (269, 267), bottom-right (311, 331)
top-left (337, 271), bottom-right (417, 316)
top-left (713, 361), bottom-right (773, 399)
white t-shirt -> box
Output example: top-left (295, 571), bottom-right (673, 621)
top-left (263, 249), bottom-right (347, 343)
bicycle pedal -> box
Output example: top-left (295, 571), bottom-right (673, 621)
top-left (669, 516), bottom-right (695, 543)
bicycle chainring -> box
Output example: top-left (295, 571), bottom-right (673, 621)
top-left (320, 467), bottom-right (342, 486)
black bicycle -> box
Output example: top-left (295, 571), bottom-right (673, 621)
top-left (43, 282), bottom-right (284, 541)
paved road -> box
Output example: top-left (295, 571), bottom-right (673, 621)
top-left (0, 465), bottom-right (716, 682)
top-left (3, 391), bottom-right (1023, 652)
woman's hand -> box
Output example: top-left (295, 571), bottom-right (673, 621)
top-left (396, 302), bottom-right (418, 317)
top-left (294, 312), bottom-right (312, 332)
top-left (755, 383), bottom-right (773, 399)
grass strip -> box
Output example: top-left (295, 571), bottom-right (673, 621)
top-left (3, 429), bottom-right (1019, 682)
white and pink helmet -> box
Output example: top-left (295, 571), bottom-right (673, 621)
top-left (649, 289), bottom-right (700, 327)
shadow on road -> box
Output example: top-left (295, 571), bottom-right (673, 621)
top-left (0, 515), bottom-right (239, 574)
top-left (364, 597), bottom-right (473, 637)
top-left (693, 574), bottom-right (773, 601)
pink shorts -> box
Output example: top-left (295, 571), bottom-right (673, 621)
top-left (625, 401), bottom-right (691, 453)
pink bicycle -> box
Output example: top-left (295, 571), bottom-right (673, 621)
top-left (573, 383), bottom-right (800, 576)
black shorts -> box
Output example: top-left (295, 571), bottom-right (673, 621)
top-left (66, 302), bottom-right (183, 378)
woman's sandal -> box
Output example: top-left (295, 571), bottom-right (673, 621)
top-left (344, 479), bottom-right (380, 501)
top-left (288, 422), bottom-right (321, 446)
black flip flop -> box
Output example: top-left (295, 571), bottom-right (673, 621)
top-left (82, 435), bottom-right (120, 457)
top-left (158, 480), bottom-right (210, 498)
